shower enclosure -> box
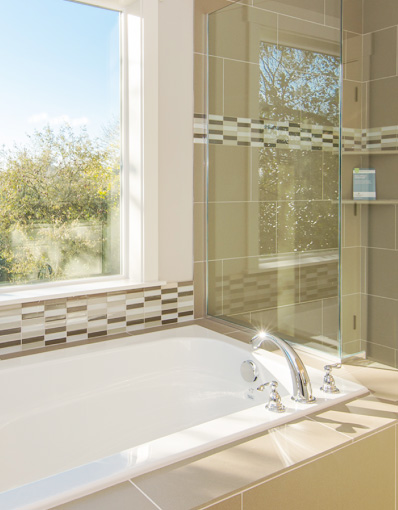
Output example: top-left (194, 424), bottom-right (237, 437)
top-left (206, 0), bottom-right (398, 367)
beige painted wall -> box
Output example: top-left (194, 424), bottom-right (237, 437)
top-left (157, 0), bottom-right (194, 283)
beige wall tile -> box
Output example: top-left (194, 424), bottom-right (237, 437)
top-left (361, 246), bottom-right (368, 294)
top-left (368, 155), bottom-right (398, 200)
top-left (366, 295), bottom-right (398, 349)
top-left (194, 261), bottom-right (206, 318)
top-left (365, 205), bottom-right (395, 250)
top-left (207, 260), bottom-right (223, 316)
top-left (341, 247), bottom-right (361, 295)
top-left (367, 248), bottom-right (398, 299)
top-left (368, 77), bottom-right (398, 128)
top-left (133, 418), bottom-right (350, 510)
top-left (363, 0), bottom-right (398, 33)
top-left (194, 202), bottom-right (206, 263)
top-left (366, 341), bottom-right (396, 366)
top-left (363, 28), bottom-right (397, 81)
top-left (194, 53), bottom-right (207, 114)
top-left (344, 31), bottom-right (362, 82)
top-left (53, 482), bottom-right (159, 510)
top-left (252, 300), bottom-right (324, 344)
top-left (194, 0), bottom-right (235, 54)
top-left (342, 339), bottom-right (362, 355)
top-left (243, 427), bottom-right (395, 510)
top-left (276, 301), bottom-right (323, 345)
top-left (342, 80), bottom-right (362, 129)
top-left (194, 143), bottom-right (206, 204)
top-left (253, 0), bottom-right (325, 24)
top-left (208, 4), bottom-right (277, 64)
top-left (323, 297), bottom-right (339, 342)
top-left (225, 312), bottom-right (252, 329)
top-left (207, 202), bottom-right (248, 260)
top-left (278, 15), bottom-right (340, 57)
top-left (361, 292), bottom-right (368, 341)
top-left (208, 202), bottom-right (276, 260)
top-left (342, 293), bottom-right (361, 343)
top-left (224, 60), bottom-right (261, 119)
top-left (199, 495), bottom-right (242, 510)
top-left (251, 307), bottom-right (279, 332)
top-left (361, 80), bottom-right (370, 129)
top-left (343, 0), bottom-right (362, 33)
top-left (343, 204), bottom-right (361, 247)
top-left (209, 56), bottom-right (224, 116)
top-left (325, 0), bottom-right (340, 29)
top-left (208, 145), bottom-right (251, 202)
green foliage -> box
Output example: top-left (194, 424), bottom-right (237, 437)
top-left (0, 124), bottom-right (120, 284)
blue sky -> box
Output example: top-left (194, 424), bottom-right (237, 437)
top-left (0, 0), bottom-right (120, 148)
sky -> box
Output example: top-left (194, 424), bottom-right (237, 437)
top-left (0, 0), bottom-right (120, 149)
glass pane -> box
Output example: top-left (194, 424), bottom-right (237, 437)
top-left (0, 0), bottom-right (120, 285)
top-left (207, 1), bottom-right (341, 357)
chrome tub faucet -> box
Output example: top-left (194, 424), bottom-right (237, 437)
top-left (251, 331), bottom-right (316, 404)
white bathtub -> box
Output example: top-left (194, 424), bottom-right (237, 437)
top-left (0, 324), bottom-right (367, 510)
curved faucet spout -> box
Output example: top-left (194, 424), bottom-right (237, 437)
top-left (252, 332), bottom-right (316, 403)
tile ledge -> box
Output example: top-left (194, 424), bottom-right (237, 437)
top-left (0, 279), bottom-right (166, 306)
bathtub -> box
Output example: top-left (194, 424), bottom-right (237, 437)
top-left (0, 324), bottom-right (367, 510)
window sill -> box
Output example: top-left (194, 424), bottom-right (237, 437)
top-left (0, 279), bottom-right (166, 306)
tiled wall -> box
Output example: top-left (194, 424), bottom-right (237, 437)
top-left (0, 282), bottom-right (194, 356)
top-left (195, 0), bottom-right (342, 355)
top-left (340, 0), bottom-right (398, 366)
top-left (194, 0), bottom-right (398, 365)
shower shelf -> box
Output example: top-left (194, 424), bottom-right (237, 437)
top-left (341, 199), bottom-right (398, 204)
top-left (343, 150), bottom-right (398, 155)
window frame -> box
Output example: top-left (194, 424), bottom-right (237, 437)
top-left (0, 0), bottom-right (160, 298)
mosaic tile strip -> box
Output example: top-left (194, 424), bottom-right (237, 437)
top-left (194, 114), bottom-right (398, 152)
top-left (0, 281), bottom-right (194, 355)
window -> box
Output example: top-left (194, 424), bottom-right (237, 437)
top-left (0, 0), bottom-right (122, 286)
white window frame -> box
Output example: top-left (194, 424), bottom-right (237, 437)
top-left (0, 0), bottom-right (161, 302)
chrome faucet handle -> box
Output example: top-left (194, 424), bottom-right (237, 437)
top-left (257, 381), bottom-right (286, 413)
top-left (320, 363), bottom-right (342, 394)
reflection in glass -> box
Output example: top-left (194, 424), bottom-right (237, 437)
top-left (207, 2), bottom-right (342, 357)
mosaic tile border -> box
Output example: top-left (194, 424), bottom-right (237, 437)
top-left (0, 281), bottom-right (194, 355)
top-left (194, 114), bottom-right (398, 152)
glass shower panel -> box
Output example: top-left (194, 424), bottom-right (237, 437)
top-left (207, 1), bottom-right (342, 357)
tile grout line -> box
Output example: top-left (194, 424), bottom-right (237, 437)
top-left (196, 493), bottom-right (242, 510)
top-left (222, 57), bottom-right (225, 116)
top-left (129, 480), bottom-right (164, 510)
top-left (240, 424), bottom-right (396, 497)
